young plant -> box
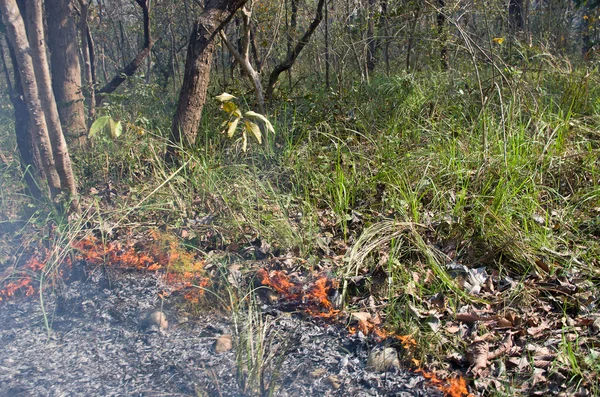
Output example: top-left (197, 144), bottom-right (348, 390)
top-left (215, 93), bottom-right (274, 151)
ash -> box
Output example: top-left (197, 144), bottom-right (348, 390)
top-left (0, 265), bottom-right (441, 397)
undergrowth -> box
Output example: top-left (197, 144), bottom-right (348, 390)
top-left (1, 56), bottom-right (600, 396)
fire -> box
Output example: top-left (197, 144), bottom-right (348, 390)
top-left (0, 250), bottom-right (51, 301)
top-left (72, 234), bottom-right (210, 303)
top-left (257, 269), bottom-right (339, 317)
top-left (416, 369), bottom-right (471, 397)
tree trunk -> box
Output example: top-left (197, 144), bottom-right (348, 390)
top-left (266, 0), bottom-right (326, 101)
top-left (436, 0), bottom-right (448, 70)
top-left (95, 0), bottom-right (152, 105)
top-left (0, 0), bottom-right (62, 199)
top-left (508, 0), bottom-right (524, 32)
top-left (366, 0), bottom-right (377, 73)
top-left (46, 0), bottom-right (87, 145)
top-left (1, 35), bottom-right (42, 199)
top-left (219, 5), bottom-right (265, 113)
top-left (25, 0), bottom-right (78, 210)
top-left (167, 0), bottom-right (247, 162)
top-left (406, 2), bottom-right (421, 71)
top-left (79, 0), bottom-right (96, 123)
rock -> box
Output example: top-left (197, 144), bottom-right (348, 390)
top-left (214, 334), bottom-right (233, 353)
top-left (366, 347), bottom-right (400, 372)
top-left (142, 311), bottom-right (168, 331)
top-left (326, 375), bottom-right (341, 389)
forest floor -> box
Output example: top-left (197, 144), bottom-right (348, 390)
top-left (0, 252), bottom-right (443, 397)
top-left (2, 70), bottom-right (600, 396)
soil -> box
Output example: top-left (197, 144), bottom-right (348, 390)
top-left (0, 263), bottom-right (442, 397)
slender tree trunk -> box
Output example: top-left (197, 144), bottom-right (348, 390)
top-left (219, 5), bottom-right (265, 113)
top-left (0, 0), bottom-right (62, 198)
top-left (1, 35), bottom-right (42, 199)
top-left (406, 2), bottom-right (421, 71)
top-left (167, 0), bottom-right (247, 162)
top-left (366, 0), bottom-right (377, 73)
top-left (324, 0), bottom-right (330, 88)
top-left (436, 0), bottom-right (448, 70)
top-left (46, 0), bottom-right (87, 145)
top-left (25, 0), bottom-right (78, 209)
top-left (508, 0), bottom-right (524, 32)
top-left (266, 0), bottom-right (326, 101)
top-left (380, 0), bottom-right (389, 76)
top-left (79, 0), bottom-right (96, 123)
top-left (95, 0), bottom-right (152, 105)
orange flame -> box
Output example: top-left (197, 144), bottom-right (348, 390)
top-left (257, 269), bottom-right (339, 317)
top-left (416, 369), bottom-right (471, 397)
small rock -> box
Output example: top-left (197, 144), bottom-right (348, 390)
top-left (142, 311), bottom-right (168, 330)
top-left (214, 334), bottom-right (233, 353)
top-left (326, 375), bottom-right (341, 389)
top-left (310, 368), bottom-right (327, 378)
top-left (366, 347), bottom-right (400, 372)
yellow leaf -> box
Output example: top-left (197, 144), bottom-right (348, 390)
top-left (242, 130), bottom-right (248, 152)
top-left (244, 111), bottom-right (275, 134)
top-left (227, 117), bottom-right (241, 138)
top-left (215, 92), bottom-right (236, 102)
top-left (222, 101), bottom-right (239, 115)
top-left (244, 120), bottom-right (262, 144)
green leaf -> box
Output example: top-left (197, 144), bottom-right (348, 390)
top-left (89, 116), bottom-right (111, 138)
top-left (244, 120), bottom-right (262, 144)
top-left (227, 117), bottom-right (241, 138)
top-left (112, 120), bottom-right (123, 139)
top-left (245, 110), bottom-right (275, 134)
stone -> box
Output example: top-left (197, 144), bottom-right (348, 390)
top-left (366, 347), bottom-right (400, 372)
top-left (142, 311), bottom-right (168, 331)
top-left (214, 334), bottom-right (233, 353)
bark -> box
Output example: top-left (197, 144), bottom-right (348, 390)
top-left (25, 0), bottom-right (78, 210)
top-left (219, 5), bottom-right (265, 113)
top-left (406, 2), bottom-right (421, 71)
top-left (78, 0), bottom-right (95, 122)
top-left (0, 0), bottom-right (62, 198)
top-left (436, 0), bottom-right (448, 70)
top-left (366, 0), bottom-right (377, 73)
top-left (167, 0), bottom-right (247, 162)
top-left (508, 0), bottom-right (524, 32)
top-left (266, 0), bottom-right (326, 101)
top-left (1, 35), bottom-right (42, 199)
top-left (46, 0), bottom-right (86, 145)
top-left (324, 0), bottom-right (330, 88)
top-left (95, 0), bottom-right (152, 105)
top-left (380, 0), bottom-right (389, 76)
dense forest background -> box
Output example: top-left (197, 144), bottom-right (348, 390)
top-left (1, 1), bottom-right (600, 396)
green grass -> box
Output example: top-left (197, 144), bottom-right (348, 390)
top-left (2, 54), bottom-right (600, 396)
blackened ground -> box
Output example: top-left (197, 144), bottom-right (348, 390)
top-left (0, 265), bottom-right (442, 397)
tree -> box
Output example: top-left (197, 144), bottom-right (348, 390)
top-left (95, 0), bottom-right (152, 105)
top-left (0, 0), bottom-right (78, 211)
top-left (46, 0), bottom-right (87, 145)
top-left (265, 0), bottom-right (326, 100)
top-left (167, 0), bottom-right (248, 162)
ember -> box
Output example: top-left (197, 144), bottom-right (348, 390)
top-left (256, 268), bottom-right (339, 317)
top-left (417, 369), bottom-right (471, 397)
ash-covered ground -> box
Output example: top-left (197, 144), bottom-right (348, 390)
top-left (0, 264), bottom-right (442, 397)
